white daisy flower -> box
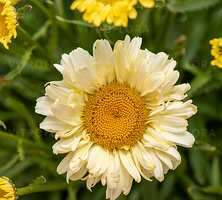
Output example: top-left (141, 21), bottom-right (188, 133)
top-left (36, 36), bottom-right (197, 200)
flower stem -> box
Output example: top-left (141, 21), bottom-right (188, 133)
top-left (17, 181), bottom-right (69, 196)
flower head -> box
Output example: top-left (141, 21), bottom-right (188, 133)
top-left (0, 0), bottom-right (17, 49)
top-left (71, 0), bottom-right (155, 27)
top-left (36, 36), bottom-right (197, 200)
top-left (0, 177), bottom-right (16, 200)
top-left (210, 38), bottom-right (222, 68)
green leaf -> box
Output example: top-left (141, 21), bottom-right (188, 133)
top-left (190, 149), bottom-right (209, 185)
top-left (159, 175), bottom-right (175, 200)
top-left (5, 45), bottom-right (36, 80)
top-left (0, 155), bottom-right (19, 174)
top-left (33, 20), bottom-right (51, 41)
top-left (201, 186), bottom-right (222, 195)
top-left (0, 97), bottom-right (41, 143)
top-left (167, 0), bottom-right (220, 13)
top-left (188, 186), bottom-right (221, 200)
top-left (210, 157), bottom-right (221, 186)
top-left (189, 72), bottom-right (211, 97)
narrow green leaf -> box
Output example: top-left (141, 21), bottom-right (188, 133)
top-left (1, 97), bottom-right (41, 143)
top-left (167, 0), bottom-right (220, 13)
top-left (188, 186), bottom-right (220, 200)
top-left (5, 45), bottom-right (36, 80)
top-left (189, 149), bottom-right (209, 185)
top-left (0, 155), bottom-right (19, 174)
top-left (201, 186), bottom-right (222, 195)
top-left (33, 20), bottom-right (51, 41)
top-left (210, 157), bottom-right (221, 186)
top-left (189, 73), bottom-right (211, 97)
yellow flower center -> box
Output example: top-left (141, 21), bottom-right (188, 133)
top-left (83, 83), bottom-right (148, 150)
top-left (0, 3), bottom-right (8, 37)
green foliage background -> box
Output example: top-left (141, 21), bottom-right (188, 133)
top-left (1, 0), bottom-right (222, 199)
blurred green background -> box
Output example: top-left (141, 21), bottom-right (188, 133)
top-left (1, 0), bottom-right (222, 199)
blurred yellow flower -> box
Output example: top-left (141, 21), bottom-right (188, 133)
top-left (0, 177), bottom-right (16, 200)
top-left (139, 0), bottom-right (155, 8)
top-left (210, 38), bottom-right (222, 68)
top-left (71, 0), bottom-right (155, 27)
top-left (10, 0), bottom-right (20, 5)
top-left (0, 0), bottom-right (17, 49)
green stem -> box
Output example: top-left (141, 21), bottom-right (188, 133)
top-left (55, 0), bottom-right (65, 17)
top-left (17, 182), bottom-right (69, 196)
top-left (18, 26), bottom-right (51, 61)
top-left (29, 0), bottom-right (51, 18)
top-left (56, 16), bottom-right (93, 28)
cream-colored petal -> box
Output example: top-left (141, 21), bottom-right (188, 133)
top-left (149, 100), bottom-right (197, 135)
top-left (161, 70), bottom-right (180, 91)
top-left (150, 151), bottom-right (164, 181)
top-left (60, 53), bottom-right (76, 85)
top-left (53, 136), bottom-right (81, 154)
top-left (106, 187), bottom-right (122, 200)
top-left (93, 39), bottom-right (114, 66)
top-left (93, 39), bottom-right (115, 85)
top-left (57, 152), bottom-right (74, 174)
top-left (127, 36), bottom-right (142, 62)
top-left (40, 116), bottom-right (73, 133)
top-left (119, 163), bottom-right (133, 195)
top-left (165, 83), bottom-right (191, 101)
top-left (119, 150), bottom-right (141, 183)
top-left (69, 48), bottom-right (94, 71)
top-left (140, 72), bottom-right (165, 96)
top-left (160, 100), bottom-right (197, 119)
top-left (151, 115), bottom-right (188, 133)
top-left (35, 96), bottom-right (53, 116)
top-left (104, 151), bottom-right (120, 190)
top-left (69, 165), bottom-right (87, 181)
top-left (145, 52), bottom-right (170, 73)
top-left (69, 141), bottom-right (92, 171)
top-left (160, 131), bottom-right (195, 148)
top-left (59, 48), bottom-right (97, 92)
top-left (46, 84), bottom-right (85, 108)
top-left (51, 102), bottom-right (82, 126)
top-left (54, 64), bottom-right (63, 73)
top-left (55, 126), bottom-right (81, 139)
top-left (142, 128), bottom-right (170, 150)
top-left (66, 143), bottom-right (91, 182)
top-left (105, 151), bottom-right (133, 200)
top-left (86, 174), bottom-right (101, 191)
top-left (155, 151), bottom-right (173, 170)
top-left (114, 36), bottom-right (143, 83)
top-left (164, 147), bottom-right (181, 169)
top-left (45, 84), bottom-right (70, 101)
top-left (131, 144), bottom-right (154, 181)
top-left (87, 145), bottom-right (110, 176)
